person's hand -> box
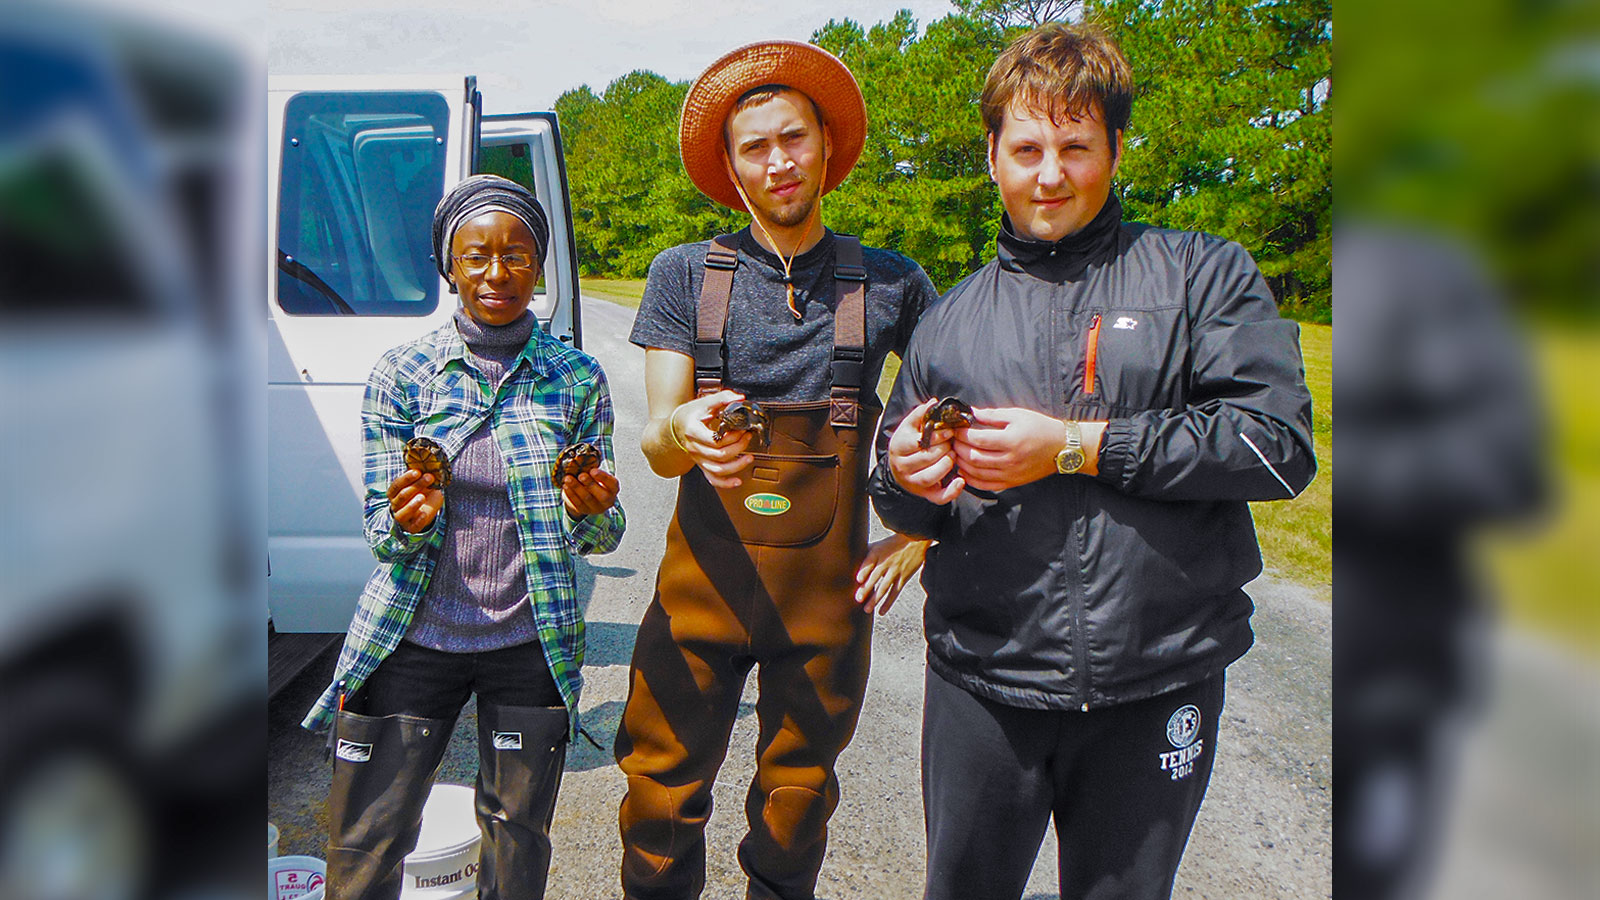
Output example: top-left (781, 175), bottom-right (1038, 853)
top-left (388, 468), bottom-right (444, 533)
top-left (854, 534), bottom-right (930, 615)
top-left (670, 389), bottom-right (755, 488)
top-left (886, 397), bottom-right (966, 504)
top-left (562, 467), bottom-right (620, 518)
top-left (953, 407), bottom-right (1069, 492)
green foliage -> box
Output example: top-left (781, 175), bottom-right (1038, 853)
top-left (1098, 0), bottom-right (1332, 321)
top-left (953, 0), bottom-right (1083, 30)
top-left (556, 0), bottom-right (1333, 319)
top-left (555, 73), bottom-right (743, 278)
top-left (815, 12), bottom-right (1008, 288)
top-left (1340, 0), bottom-right (1600, 320)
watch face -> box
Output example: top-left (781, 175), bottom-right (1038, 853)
top-left (1057, 448), bottom-right (1086, 474)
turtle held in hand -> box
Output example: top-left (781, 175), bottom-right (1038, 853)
top-left (552, 441), bottom-right (602, 486)
top-left (713, 400), bottom-right (771, 450)
top-left (919, 397), bottom-right (974, 449)
top-left (404, 436), bottom-right (452, 488)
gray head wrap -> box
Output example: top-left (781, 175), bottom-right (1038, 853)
top-left (431, 174), bottom-right (550, 293)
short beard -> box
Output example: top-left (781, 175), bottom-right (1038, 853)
top-left (762, 185), bottom-right (818, 228)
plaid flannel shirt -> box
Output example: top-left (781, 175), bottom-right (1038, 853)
top-left (303, 319), bottom-right (625, 734)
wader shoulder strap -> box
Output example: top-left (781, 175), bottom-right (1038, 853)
top-left (694, 233), bottom-right (866, 423)
top-left (830, 235), bottom-right (867, 427)
top-left (694, 234), bottom-right (739, 397)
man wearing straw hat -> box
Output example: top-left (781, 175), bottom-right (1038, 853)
top-left (613, 39), bottom-right (938, 900)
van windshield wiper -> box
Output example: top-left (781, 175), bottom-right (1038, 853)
top-left (277, 250), bottom-right (356, 315)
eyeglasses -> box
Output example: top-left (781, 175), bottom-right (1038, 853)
top-left (452, 252), bottom-right (538, 275)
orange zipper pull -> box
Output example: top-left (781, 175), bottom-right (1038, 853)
top-left (1084, 314), bottom-right (1102, 396)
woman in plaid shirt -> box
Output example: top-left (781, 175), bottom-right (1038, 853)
top-left (306, 175), bottom-right (624, 900)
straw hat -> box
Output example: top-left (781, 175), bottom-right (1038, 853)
top-left (679, 40), bottom-right (867, 211)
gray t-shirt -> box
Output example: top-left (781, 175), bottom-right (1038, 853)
top-left (629, 228), bottom-right (937, 403)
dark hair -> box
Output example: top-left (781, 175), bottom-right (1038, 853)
top-left (723, 83), bottom-right (826, 149)
top-left (980, 23), bottom-right (1133, 148)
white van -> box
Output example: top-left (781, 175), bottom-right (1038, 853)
top-left (266, 76), bottom-right (583, 679)
top-left (1, 9), bottom-right (260, 896)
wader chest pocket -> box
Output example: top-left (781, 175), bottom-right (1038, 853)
top-left (719, 453), bottom-right (840, 547)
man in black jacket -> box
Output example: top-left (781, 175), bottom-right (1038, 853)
top-left (868, 24), bottom-right (1317, 900)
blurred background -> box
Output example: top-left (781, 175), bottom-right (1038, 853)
top-left (1338, 0), bottom-right (1598, 899)
top-left (1, 0), bottom-right (1595, 897)
top-left (1, 1), bottom-right (263, 898)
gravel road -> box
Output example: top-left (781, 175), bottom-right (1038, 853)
top-left (268, 294), bottom-right (1333, 898)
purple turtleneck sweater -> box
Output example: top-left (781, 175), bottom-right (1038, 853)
top-left (404, 308), bottom-right (541, 653)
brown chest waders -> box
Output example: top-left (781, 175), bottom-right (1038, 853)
top-left (616, 235), bottom-right (878, 900)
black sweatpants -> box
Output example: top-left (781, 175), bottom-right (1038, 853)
top-left (922, 669), bottom-right (1225, 900)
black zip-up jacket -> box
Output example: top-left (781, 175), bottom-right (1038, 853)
top-left (868, 197), bottom-right (1316, 711)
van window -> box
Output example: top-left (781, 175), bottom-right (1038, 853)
top-left (475, 141), bottom-right (547, 296)
top-left (477, 141), bottom-right (534, 193)
top-left (277, 92), bottom-right (448, 316)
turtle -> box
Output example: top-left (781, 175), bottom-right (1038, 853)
top-left (919, 397), bottom-right (975, 448)
top-left (404, 436), bottom-right (452, 488)
top-left (552, 441), bottom-right (602, 486)
top-left (713, 399), bottom-right (771, 450)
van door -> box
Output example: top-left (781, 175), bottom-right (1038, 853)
top-left (267, 82), bottom-right (583, 637)
top-left (267, 80), bottom-right (463, 632)
top-left (476, 112), bottom-right (582, 349)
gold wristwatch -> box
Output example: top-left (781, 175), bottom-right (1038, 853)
top-left (1054, 419), bottom-right (1087, 475)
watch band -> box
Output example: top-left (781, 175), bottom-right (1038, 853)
top-left (1055, 420), bottom-right (1086, 475)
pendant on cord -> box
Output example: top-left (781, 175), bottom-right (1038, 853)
top-left (781, 274), bottom-right (801, 321)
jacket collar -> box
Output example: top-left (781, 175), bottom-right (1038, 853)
top-left (996, 194), bottom-right (1123, 279)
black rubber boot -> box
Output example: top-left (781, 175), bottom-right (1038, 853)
top-left (325, 711), bottom-right (455, 900)
top-left (474, 702), bottom-right (569, 900)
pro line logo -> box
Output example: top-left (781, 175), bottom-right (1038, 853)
top-left (744, 493), bottom-right (791, 516)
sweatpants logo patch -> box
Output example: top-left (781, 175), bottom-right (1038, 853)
top-left (1166, 705), bottom-right (1201, 748)
top-left (1159, 704), bottom-right (1203, 780)
top-left (335, 739), bottom-right (373, 763)
top-left (492, 731), bottom-right (523, 751)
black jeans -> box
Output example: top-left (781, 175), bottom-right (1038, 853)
top-left (349, 639), bottom-right (563, 719)
top-left (922, 669), bottom-right (1226, 900)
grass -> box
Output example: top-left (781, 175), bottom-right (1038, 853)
top-left (1250, 322), bottom-right (1332, 598)
top-left (1480, 328), bottom-right (1600, 657)
top-left (580, 278), bottom-right (646, 307)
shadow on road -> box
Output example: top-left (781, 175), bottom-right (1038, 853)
top-left (585, 619), bottom-right (641, 668)
top-left (575, 556), bottom-right (639, 616)
top-left (571, 699), bottom-right (625, 771)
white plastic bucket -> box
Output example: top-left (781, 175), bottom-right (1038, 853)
top-left (400, 783), bottom-right (481, 898)
top-left (267, 854), bottom-right (325, 900)
top-left (268, 822), bottom-right (279, 859)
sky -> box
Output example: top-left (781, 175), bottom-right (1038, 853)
top-left (267, 0), bottom-right (961, 112)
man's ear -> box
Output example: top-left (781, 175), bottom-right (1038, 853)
top-left (823, 122), bottom-right (833, 162)
top-left (1111, 128), bottom-right (1124, 177)
top-left (986, 131), bottom-right (998, 183)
